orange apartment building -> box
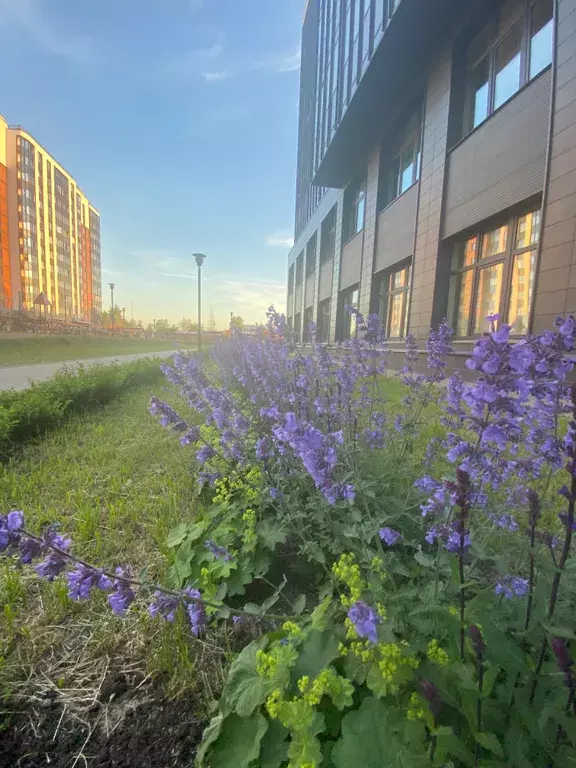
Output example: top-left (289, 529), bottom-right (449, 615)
top-left (0, 115), bottom-right (102, 322)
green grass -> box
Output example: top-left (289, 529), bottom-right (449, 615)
top-left (0, 335), bottom-right (190, 366)
top-left (0, 386), bottom-right (220, 709)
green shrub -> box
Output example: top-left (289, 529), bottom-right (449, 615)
top-left (0, 359), bottom-right (165, 459)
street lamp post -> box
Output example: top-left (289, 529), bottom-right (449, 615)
top-left (108, 283), bottom-right (116, 331)
top-left (193, 253), bottom-right (207, 351)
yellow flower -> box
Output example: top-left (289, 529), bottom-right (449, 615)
top-left (266, 689), bottom-right (282, 719)
top-left (282, 621), bottom-right (302, 639)
top-left (407, 692), bottom-right (425, 721)
top-left (427, 638), bottom-right (449, 666)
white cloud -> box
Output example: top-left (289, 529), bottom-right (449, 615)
top-left (155, 271), bottom-right (197, 279)
top-left (276, 49), bottom-right (301, 73)
top-left (266, 232), bottom-right (294, 248)
top-left (0, 0), bottom-right (94, 65)
top-left (201, 71), bottom-right (231, 83)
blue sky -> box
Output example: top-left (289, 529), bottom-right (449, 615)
top-left (0, 0), bottom-right (302, 327)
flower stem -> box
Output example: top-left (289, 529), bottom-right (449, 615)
top-left (20, 528), bottom-right (297, 622)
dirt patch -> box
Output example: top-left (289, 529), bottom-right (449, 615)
top-left (0, 673), bottom-right (205, 768)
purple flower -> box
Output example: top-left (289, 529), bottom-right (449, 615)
top-left (495, 576), bottom-right (529, 599)
top-left (6, 510), bottom-right (24, 532)
top-left (341, 484), bottom-right (356, 502)
top-left (67, 564), bottom-right (112, 601)
top-left (34, 532), bottom-right (71, 581)
top-left (196, 444), bottom-right (216, 466)
top-left (379, 527), bottom-right (403, 546)
top-left (185, 588), bottom-right (206, 636)
top-left (149, 591), bottom-right (181, 623)
top-left (19, 536), bottom-right (46, 564)
top-left (445, 530), bottom-right (471, 553)
top-left (347, 601), bottom-right (379, 644)
top-left (180, 426), bottom-right (200, 446)
top-left (204, 540), bottom-right (232, 561)
top-left (107, 567), bottom-right (135, 616)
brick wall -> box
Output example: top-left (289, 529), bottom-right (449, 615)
top-left (408, 50), bottom-right (453, 339)
top-left (533, 0), bottom-right (576, 332)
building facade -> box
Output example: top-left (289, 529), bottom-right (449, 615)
top-left (288, 0), bottom-right (575, 354)
top-left (0, 119), bottom-right (102, 321)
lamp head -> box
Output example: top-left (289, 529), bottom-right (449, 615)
top-left (193, 252), bottom-right (207, 268)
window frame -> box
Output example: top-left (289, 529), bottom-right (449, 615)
top-left (344, 175), bottom-right (367, 242)
top-left (320, 206), bottom-right (337, 265)
top-left (462, 0), bottom-right (553, 137)
top-left (305, 233), bottom-right (317, 279)
top-left (317, 297), bottom-right (331, 343)
top-left (447, 204), bottom-right (541, 338)
top-left (338, 284), bottom-right (360, 341)
top-left (374, 261), bottom-right (412, 339)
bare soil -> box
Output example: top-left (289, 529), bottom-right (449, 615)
top-left (0, 672), bottom-right (205, 768)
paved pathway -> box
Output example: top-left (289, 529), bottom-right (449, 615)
top-left (0, 350), bottom-right (178, 391)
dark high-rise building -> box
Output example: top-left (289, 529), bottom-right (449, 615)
top-left (288, 0), bottom-right (575, 350)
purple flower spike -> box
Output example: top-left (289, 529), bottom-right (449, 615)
top-left (107, 567), bottom-right (135, 616)
top-left (6, 510), bottom-right (24, 532)
top-left (34, 532), bottom-right (71, 581)
top-left (149, 591), bottom-right (181, 623)
top-left (495, 575), bottom-right (529, 599)
top-left (67, 564), bottom-right (112, 601)
top-left (379, 527), bottom-right (403, 546)
top-left (347, 601), bottom-right (379, 644)
top-left (185, 588), bottom-right (207, 636)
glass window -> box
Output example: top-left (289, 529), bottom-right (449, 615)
top-left (400, 143), bottom-right (416, 194)
top-left (481, 225), bottom-right (508, 259)
top-left (320, 207), bottom-right (337, 264)
top-left (508, 251), bottom-right (536, 333)
top-left (494, 23), bottom-right (523, 109)
top-left (469, 57), bottom-right (490, 129)
top-left (515, 209), bottom-right (541, 249)
top-left (345, 177), bottom-right (366, 239)
top-left (473, 263), bottom-right (504, 333)
top-left (448, 207), bottom-right (540, 337)
top-left (448, 269), bottom-right (474, 337)
top-left (317, 298), bottom-right (331, 343)
top-left (340, 285), bottom-right (360, 340)
top-left (530, 0), bottom-right (553, 78)
top-left (376, 263), bottom-right (411, 338)
top-left (451, 236), bottom-right (478, 270)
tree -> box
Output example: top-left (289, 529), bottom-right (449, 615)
top-left (179, 317), bottom-right (198, 332)
top-left (208, 307), bottom-right (216, 332)
top-left (230, 315), bottom-right (244, 329)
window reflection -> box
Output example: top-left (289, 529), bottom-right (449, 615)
top-left (481, 225), bottom-right (508, 259)
top-left (530, 0), bottom-right (554, 78)
top-left (376, 262), bottom-right (411, 338)
top-left (508, 251), bottom-right (536, 334)
top-left (494, 23), bottom-right (522, 109)
top-left (473, 263), bottom-right (504, 334)
top-left (448, 269), bottom-right (474, 337)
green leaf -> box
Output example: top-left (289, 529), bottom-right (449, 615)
top-left (209, 711), bottom-right (268, 768)
top-left (286, 705), bottom-right (325, 767)
top-left (293, 594), bottom-right (306, 616)
top-left (540, 623), bottom-right (576, 640)
top-left (482, 664), bottom-right (500, 698)
top-left (310, 595), bottom-right (333, 630)
top-left (291, 629), bottom-right (340, 683)
top-left (195, 713), bottom-right (223, 767)
top-left (332, 697), bottom-right (408, 767)
top-left (220, 639), bottom-right (274, 717)
top-left (257, 519), bottom-right (288, 550)
top-left (258, 719), bottom-right (289, 768)
top-left (414, 551), bottom-right (435, 568)
top-left (167, 523), bottom-right (189, 548)
top-left (476, 732), bottom-right (504, 758)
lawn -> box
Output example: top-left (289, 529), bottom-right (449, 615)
top-left (0, 387), bottom-right (216, 767)
top-left (0, 335), bottom-right (191, 366)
